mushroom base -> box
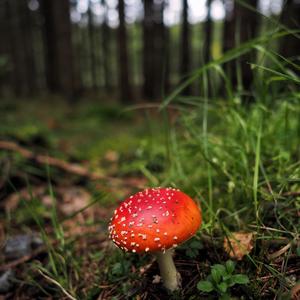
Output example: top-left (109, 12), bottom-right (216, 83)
top-left (155, 249), bottom-right (181, 292)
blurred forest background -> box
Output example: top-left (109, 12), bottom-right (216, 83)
top-left (1, 0), bottom-right (299, 102)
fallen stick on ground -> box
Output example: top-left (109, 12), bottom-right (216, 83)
top-left (0, 140), bottom-right (104, 180)
top-left (0, 140), bottom-right (147, 189)
top-left (0, 245), bottom-right (47, 272)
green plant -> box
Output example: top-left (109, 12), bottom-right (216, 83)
top-left (179, 238), bottom-right (203, 258)
top-left (197, 260), bottom-right (249, 299)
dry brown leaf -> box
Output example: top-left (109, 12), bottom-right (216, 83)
top-left (224, 232), bottom-right (254, 260)
top-left (57, 187), bottom-right (91, 215)
top-left (3, 186), bottom-right (46, 212)
top-left (63, 219), bottom-right (99, 236)
top-left (57, 187), bottom-right (97, 236)
top-left (104, 150), bottom-right (119, 162)
top-left (2, 185), bottom-right (95, 218)
top-left (291, 283), bottom-right (300, 300)
top-left (139, 259), bottom-right (155, 274)
top-left (152, 275), bottom-right (161, 284)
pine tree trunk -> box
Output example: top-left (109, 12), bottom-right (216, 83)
top-left (180, 0), bottom-right (191, 94)
top-left (143, 0), bottom-right (155, 100)
top-left (5, 0), bottom-right (29, 96)
top-left (204, 0), bottom-right (212, 64)
top-left (88, 2), bottom-right (97, 90)
top-left (117, 0), bottom-right (133, 103)
top-left (164, 23), bottom-right (171, 94)
top-left (1, 1), bottom-right (15, 94)
top-left (279, 0), bottom-right (300, 74)
top-left (20, 0), bottom-right (37, 94)
top-left (223, 0), bottom-right (259, 90)
top-left (152, 0), bottom-right (165, 99)
top-left (101, 0), bottom-right (111, 92)
top-left (143, 0), bottom-right (165, 100)
top-left (39, 0), bottom-right (76, 99)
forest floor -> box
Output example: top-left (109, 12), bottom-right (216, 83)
top-left (0, 96), bottom-right (299, 299)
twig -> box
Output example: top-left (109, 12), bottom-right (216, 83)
top-left (291, 283), bottom-right (300, 300)
top-left (267, 242), bottom-right (292, 260)
top-left (0, 157), bottom-right (11, 189)
top-left (0, 140), bottom-right (104, 180)
top-left (259, 268), bottom-right (300, 281)
top-left (37, 269), bottom-right (77, 300)
top-left (282, 191), bottom-right (300, 197)
top-left (0, 245), bottom-right (47, 272)
top-left (249, 224), bottom-right (294, 235)
top-left (0, 140), bottom-right (147, 189)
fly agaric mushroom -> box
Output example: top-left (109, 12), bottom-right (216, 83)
top-left (108, 187), bottom-right (201, 291)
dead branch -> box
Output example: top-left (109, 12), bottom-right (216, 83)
top-left (0, 140), bottom-right (147, 190)
top-left (0, 140), bottom-right (104, 180)
top-left (0, 245), bottom-right (47, 272)
top-left (282, 191), bottom-right (300, 197)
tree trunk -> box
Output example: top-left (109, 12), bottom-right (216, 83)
top-left (101, 0), bottom-right (111, 92)
top-left (88, 1), bottom-right (97, 90)
top-left (5, 0), bottom-right (35, 96)
top-left (180, 0), bottom-right (191, 94)
top-left (223, 0), bottom-right (235, 54)
top-left (143, 0), bottom-right (154, 100)
top-left (143, 0), bottom-right (165, 100)
top-left (204, 0), bottom-right (212, 64)
top-left (223, 0), bottom-right (259, 90)
top-left (153, 0), bottom-right (165, 99)
top-left (20, 0), bottom-right (37, 94)
top-left (39, 0), bottom-right (76, 99)
top-left (117, 0), bottom-right (133, 103)
top-left (1, 1), bottom-right (14, 94)
top-left (279, 0), bottom-right (300, 71)
top-left (164, 23), bottom-right (171, 94)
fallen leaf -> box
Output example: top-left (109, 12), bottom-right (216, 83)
top-left (104, 150), bottom-right (119, 162)
top-left (63, 219), bottom-right (99, 236)
top-left (3, 186), bottom-right (46, 212)
top-left (139, 259), bottom-right (155, 274)
top-left (291, 283), bottom-right (300, 300)
top-left (224, 232), bottom-right (254, 260)
top-left (57, 187), bottom-right (91, 216)
top-left (152, 275), bottom-right (161, 284)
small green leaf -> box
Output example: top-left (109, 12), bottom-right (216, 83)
top-left (231, 274), bottom-right (249, 284)
top-left (211, 268), bottom-right (222, 283)
top-left (186, 248), bottom-right (198, 258)
top-left (197, 280), bottom-right (214, 292)
top-left (296, 247), bottom-right (300, 257)
top-left (190, 240), bottom-right (203, 249)
top-left (225, 260), bottom-right (235, 274)
top-left (217, 282), bottom-right (228, 294)
top-left (226, 277), bottom-right (236, 287)
top-left (220, 294), bottom-right (231, 300)
top-left (212, 264), bottom-right (227, 276)
top-left (112, 262), bottom-right (122, 275)
top-left (222, 274), bottom-right (232, 281)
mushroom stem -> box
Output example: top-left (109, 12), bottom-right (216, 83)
top-left (155, 249), bottom-right (181, 292)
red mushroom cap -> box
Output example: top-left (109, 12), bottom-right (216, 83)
top-left (108, 187), bottom-right (201, 253)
